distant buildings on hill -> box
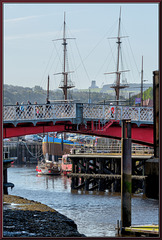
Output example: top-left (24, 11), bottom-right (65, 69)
top-left (88, 81), bottom-right (152, 93)
top-left (101, 83), bottom-right (152, 93)
top-left (89, 80), bottom-right (99, 89)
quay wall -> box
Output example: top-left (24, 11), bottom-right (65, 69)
top-left (4, 141), bottom-right (43, 164)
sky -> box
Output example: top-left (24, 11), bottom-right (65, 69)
top-left (3, 3), bottom-right (159, 91)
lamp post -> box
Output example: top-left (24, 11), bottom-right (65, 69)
top-left (141, 56), bottom-right (144, 106)
top-left (129, 92), bottom-right (135, 106)
top-left (140, 56), bottom-right (149, 106)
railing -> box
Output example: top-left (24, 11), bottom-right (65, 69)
top-left (83, 104), bottom-right (153, 122)
top-left (71, 144), bottom-right (154, 155)
top-left (3, 103), bottom-right (153, 124)
top-left (3, 103), bottom-right (76, 122)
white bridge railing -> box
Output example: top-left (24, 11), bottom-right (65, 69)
top-left (83, 104), bottom-right (153, 122)
top-left (3, 103), bottom-right (76, 122)
top-left (71, 144), bottom-right (154, 155)
top-left (3, 103), bottom-right (153, 123)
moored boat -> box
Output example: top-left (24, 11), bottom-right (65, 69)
top-left (61, 154), bottom-right (72, 175)
top-left (36, 159), bottom-right (61, 175)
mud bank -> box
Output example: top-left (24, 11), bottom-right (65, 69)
top-left (3, 195), bottom-right (86, 238)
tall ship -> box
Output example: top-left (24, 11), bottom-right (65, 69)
top-left (36, 13), bottom-right (77, 175)
top-left (42, 134), bottom-right (76, 162)
top-left (36, 133), bottom-right (75, 175)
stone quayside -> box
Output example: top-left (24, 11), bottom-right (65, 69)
top-left (3, 195), bottom-right (86, 238)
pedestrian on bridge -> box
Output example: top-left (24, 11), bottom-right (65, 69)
top-left (16, 102), bottom-right (20, 118)
top-left (45, 98), bottom-right (51, 118)
top-left (20, 102), bottom-right (25, 118)
top-left (34, 101), bottom-right (39, 118)
top-left (27, 100), bottom-right (32, 117)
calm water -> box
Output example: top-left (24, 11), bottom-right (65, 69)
top-left (7, 165), bottom-right (159, 237)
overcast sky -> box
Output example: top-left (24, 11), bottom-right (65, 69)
top-left (3, 3), bottom-right (158, 90)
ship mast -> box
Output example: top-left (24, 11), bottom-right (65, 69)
top-left (53, 12), bottom-right (75, 100)
top-left (105, 7), bottom-right (129, 105)
top-left (116, 7), bottom-right (122, 102)
top-left (141, 56), bottom-right (144, 107)
top-left (47, 75), bottom-right (49, 101)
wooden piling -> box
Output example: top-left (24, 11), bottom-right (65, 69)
top-left (121, 119), bottom-right (132, 228)
top-left (75, 161), bottom-right (79, 187)
top-left (98, 158), bottom-right (105, 191)
top-left (71, 158), bottom-right (75, 189)
top-left (85, 159), bottom-right (89, 191)
top-left (81, 159), bottom-right (84, 184)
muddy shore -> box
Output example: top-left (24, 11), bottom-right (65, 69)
top-left (3, 195), bottom-right (86, 238)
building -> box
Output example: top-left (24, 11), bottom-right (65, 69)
top-left (89, 80), bottom-right (99, 89)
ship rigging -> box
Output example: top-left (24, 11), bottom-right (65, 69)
top-left (53, 12), bottom-right (75, 100)
top-left (105, 7), bottom-right (129, 105)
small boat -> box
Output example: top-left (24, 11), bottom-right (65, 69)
top-left (61, 154), bottom-right (72, 175)
top-left (36, 159), bottom-right (61, 175)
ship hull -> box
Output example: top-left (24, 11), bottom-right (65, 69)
top-left (42, 136), bottom-right (74, 162)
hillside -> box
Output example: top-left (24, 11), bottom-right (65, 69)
top-left (3, 85), bottom-right (115, 105)
top-left (3, 84), bottom-right (153, 106)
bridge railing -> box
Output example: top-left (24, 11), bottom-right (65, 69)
top-left (71, 144), bottom-right (154, 155)
top-left (83, 104), bottom-right (153, 122)
top-left (3, 103), bottom-right (153, 123)
top-left (3, 103), bottom-right (76, 122)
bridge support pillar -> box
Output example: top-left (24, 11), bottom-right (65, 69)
top-left (121, 119), bottom-right (132, 229)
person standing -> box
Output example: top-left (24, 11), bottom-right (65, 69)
top-left (34, 101), bottom-right (39, 118)
top-left (27, 100), bottom-right (32, 117)
top-left (20, 102), bottom-right (25, 118)
top-left (46, 98), bottom-right (51, 118)
top-left (16, 102), bottom-right (20, 118)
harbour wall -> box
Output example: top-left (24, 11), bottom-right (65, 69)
top-left (4, 141), bottom-right (43, 164)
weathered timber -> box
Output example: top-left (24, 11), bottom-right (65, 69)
top-left (68, 173), bottom-right (147, 179)
top-left (121, 119), bottom-right (132, 228)
top-left (69, 150), bottom-right (149, 193)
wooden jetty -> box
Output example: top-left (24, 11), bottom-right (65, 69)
top-left (67, 153), bottom-right (151, 193)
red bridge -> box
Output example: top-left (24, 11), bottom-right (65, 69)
top-left (3, 103), bottom-right (154, 146)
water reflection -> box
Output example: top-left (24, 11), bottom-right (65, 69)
top-left (7, 165), bottom-right (159, 237)
top-left (36, 174), bottom-right (71, 190)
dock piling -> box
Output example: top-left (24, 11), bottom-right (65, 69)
top-left (121, 119), bottom-right (132, 229)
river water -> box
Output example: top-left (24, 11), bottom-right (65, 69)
top-left (7, 165), bottom-right (159, 237)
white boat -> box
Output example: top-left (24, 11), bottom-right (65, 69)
top-left (36, 159), bottom-right (61, 175)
